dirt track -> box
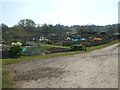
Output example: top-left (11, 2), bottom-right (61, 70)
top-left (6, 43), bottom-right (119, 88)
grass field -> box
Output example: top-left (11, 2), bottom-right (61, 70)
top-left (2, 40), bottom-right (119, 88)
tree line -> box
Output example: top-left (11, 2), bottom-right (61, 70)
top-left (1, 19), bottom-right (119, 44)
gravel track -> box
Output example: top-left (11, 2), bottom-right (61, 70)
top-left (6, 43), bottom-right (119, 88)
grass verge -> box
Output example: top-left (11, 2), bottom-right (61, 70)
top-left (2, 68), bottom-right (14, 88)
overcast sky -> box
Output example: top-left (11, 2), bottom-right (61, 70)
top-left (0, 0), bottom-right (119, 27)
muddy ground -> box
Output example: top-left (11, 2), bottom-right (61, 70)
top-left (5, 43), bottom-right (119, 88)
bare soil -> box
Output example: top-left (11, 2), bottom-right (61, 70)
top-left (46, 47), bottom-right (70, 53)
top-left (5, 43), bottom-right (119, 88)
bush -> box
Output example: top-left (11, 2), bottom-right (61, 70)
top-left (62, 41), bottom-right (73, 46)
top-left (2, 44), bottom-right (10, 59)
top-left (9, 44), bottom-right (22, 58)
top-left (46, 41), bottom-right (53, 45)
top-left (70, 44), bottom-right (86, 51)
top-left (20, 41), bottom-right (28, 46)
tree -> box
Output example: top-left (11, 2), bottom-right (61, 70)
top-left (108, 27), bottom-right (115, 35)
top-left (10, 25), bottom-right (26, 40)
top-left (76, 26), bottom-right (86, 37)
top-left (18, 19), bottom-right (36, 28)
top-left (17, 19), bottom-right (36, 37)
top-left (1, 23), bottom-right (9, 32)
top-left (41, 24), bottom-right (49, 37)
top-left (1, 23), bottom-right (11, 42)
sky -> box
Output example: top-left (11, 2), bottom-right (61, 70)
top-left (0, 0), bottom-right (119, 27)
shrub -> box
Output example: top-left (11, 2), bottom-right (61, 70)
top-left (62, 41), bottom-right (73, 46)
top-left (9, 44), bottom-right (22, 58)
top-left (46, 41), bottom-right (53, 45)
top-left (70, 44), bottom-right (86, 51)
top-left (20, 41), bottom-right (28, 46)
top-left (2, 44), bottom-right (10, 59)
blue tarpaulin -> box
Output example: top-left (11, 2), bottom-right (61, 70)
top-left (22, 46), bottom-right (40, 56)
top-left (70, 38), bottom-right (86, 41)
